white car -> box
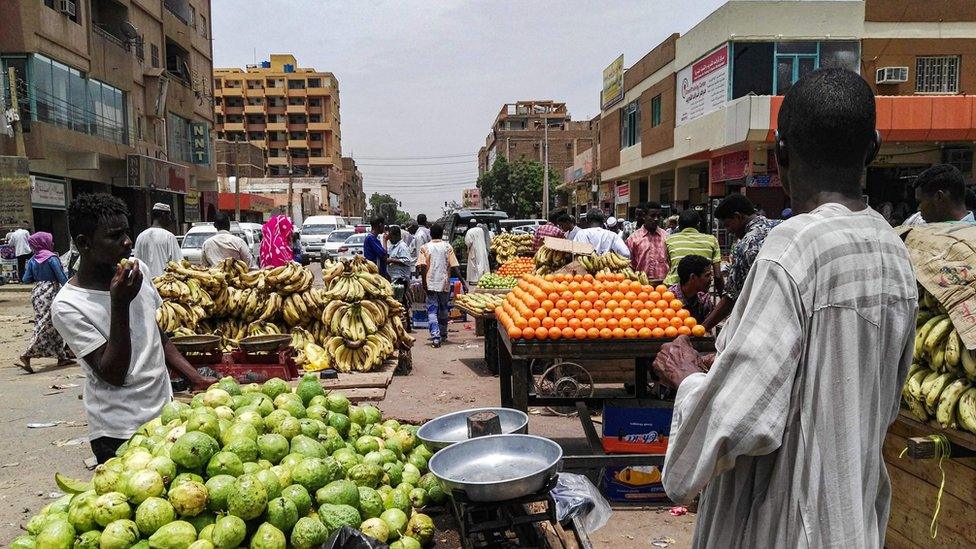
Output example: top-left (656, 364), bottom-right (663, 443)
top-left (300, 215), bottom-right (349, 259)
top-left (180, 222), bottom-right (261, 266)
top-left (337, 233), bottom-right (367, 260)
top-left (320, 228), bottom-right (356, 261)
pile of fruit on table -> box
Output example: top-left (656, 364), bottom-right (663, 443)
top-left (578, 253), bottom-right (652, 285)
top-left (902, 288), bottom-right (976, 434)
top-left (496, 273), bottom-right (706, 340)
top-left (490, 233), bottom-right (534, 264)
top-left (476, 273), bottom-right (518, 289)
top-left (532, 246), bottom-right (573, 275)
top-left (154, 257), bottom-right (414, 373)
top-left (496, 257), bottom-right (535, 277)
top-left (454, 293), bottom-right (506, 316)
top-left (13, 375), bottom-right (441, 549)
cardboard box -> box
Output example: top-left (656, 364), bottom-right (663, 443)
top-left (601, 465), bottom-right (670, 503)
top-left (544, 236), bottom-right (594, 255)
top-left (601, 399), bottom-right (673, 454)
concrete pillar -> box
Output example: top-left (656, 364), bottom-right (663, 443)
top-left (648, 174), bottom-right (662, 204)
top-left (674, 166), bottom-right (691, 203)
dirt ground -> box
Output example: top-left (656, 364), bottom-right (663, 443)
top-left (0, 285), bottom-right (696, 547)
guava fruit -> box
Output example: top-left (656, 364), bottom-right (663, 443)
top-left (170, 431), bottom-right (219, 470)
top-left (168, 480), bottom-right (208, 517)
top-left (134, 496), bottom-right (175, 536)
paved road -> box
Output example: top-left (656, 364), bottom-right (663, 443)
top-left (0, 288), bottom-right (695, 547)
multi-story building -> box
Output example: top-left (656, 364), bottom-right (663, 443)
top-left (599, 0), bottom-right (976, 224)
top-left (213, 54), bottom-right (341, 179)
top-left (0, 0), bottom-right (217, 246)
top-left (478, 101), bottom-right (598, 211)
top-left (340, 157), bottom-right (364, 218)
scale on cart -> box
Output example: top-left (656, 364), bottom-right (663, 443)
top-left (169, 334), bottom-right (300, 386)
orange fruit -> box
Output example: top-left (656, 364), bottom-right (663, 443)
top-left (607, 318), bottom-right (619, 330)
top-left (568, 281), bottom-right (580, 291)
top-left (619, 299), bottom-right (632, 309)
top-left (650, 308), bottom-right (664, 319)
top-left (534, 308), bottom-right (547, 319)
top-left (648, 291), bottom-right (662, 302)
top-left (676, 309), bottom-right (690, 319)
top-left (613, 307), bottom-right (626, 319)
top-left (555, 299), bottom-right (568, 310)
top-left (638, 327), bottom-right (653, 338)
top-left (606, 299), bottom-right (619, 310)
top-left (692, 324), bottom-right (706, 337)
top-left (594, 317), bottom-right (607, 330)
top-left (631, 300), bottom-right (645, 310)
top-left (612, 327), bottom-right (626, 339)
top-left (677, 326), bottom-right (692, 336)
top-left (619, 317), bottom-right (632, 330)
top-left (656, 299), bottom-right (670, 309)
top-left (528, 317), bottom-right (541, 329)
top-left (568, 317), bottom-right (581, 329)
top-left (625, 327), bottom-right (639, 338)
top-left (670, 317), bottom-right (684, 328)
top-left (573, 291), bottom-right (586, 301)
top-left (684, 316), bottom-right (697, 328)
top-left (662, 291), bottom-right (676, 302)
top-left (574, 327), bottom-right (588, 339)
top-left (548, 308), bottom-right (561, 318)
top-left (664, 326), bottom-right (679, 338)
top-left (549, 326), bottom-right (562, 340)
top-left (535, 327), bottom-right (549, 340)
top-left (585, 290), bottom-right (599, 301)
top-left (580, 300), bottom-right (593, 310)
top-left (522, 327), bottom-right (536, 339)
top-left (599, 328), bottom-right (613, 339)
top-left (600, 308), bottom-right (613, 320)
top-left (586, 308), bottom-right (601, 320)
top-left (555, 317), bottom-right (569, 329)
top-left (515, 316), bottom-right (528, 329)
top-left (542, 317), bottom-right (555, 329)
top-left (593, 299), bottom-right (606, 310)
top-left (655, 284), bottom-right (668, 293)
top-left (568, 299), bottom-right (581, 310)
top-left (561, 326), bottom-right (575, 339)
top-left (626, 308), bottom-right (639, 319)
top-left (637, 292), bottom-right (650, 302)
top-left (574, 309), bottom-right (587, 320)
top-left (670, 299), bottom-right (684, 310)
top-left (508, 326), bottom-right (522, 339)
top-left (611, 291), bottom-right (626, 301)
top-left (587, 327), bottom-right (600, 339)
top-left (625, 291), bottom-right (638, 300)
top-left (651, 327), bottom-right (666, 338)
top-left (639, 309), bottom-right (653, 320)
top-left (632, 317), bottom-right (645, 329)
top-left (561, 308), bottom-right (574, 318)
top-left (657, 317), bottom-right (671, 329)
top-left (663, 308), bottom-right (676, 319)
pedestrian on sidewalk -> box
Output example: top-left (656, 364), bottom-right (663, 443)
top-left (364, 217), bottom-right (389, 278)
top-left (52, 193), bottom-right (215, 463)
top-left (652, 69), bottom-right (916, 548)
top-left (464, 218), bottom-right (490, 287)
top-left (662, 209), bottom-right (722, 294)
top-left (386, 225), bottom-right (415, 332)
top-left (5, 226), bottom-right (31, 282)
top-left (259, 214), bottom-right (295, 269)
top-left (18, 231), bottom-right (74, 373)
top-left (133, 203), bottom-right (182, 279)
top-left (417, 223), bottom-right (465, 348)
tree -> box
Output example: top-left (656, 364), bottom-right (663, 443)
top-left (365, 192), bottom-right (412, 225)
top-left (477, 156), bottom-right (559, 218)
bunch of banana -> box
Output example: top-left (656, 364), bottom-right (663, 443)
top-left (163, 260), bottom-right (227, 292)
top-left (533, 246), bottom-right (573, 272)
top-left (619, 267), bottom-right (651, 285)
top-left (390, 315), bottom-right (415, 349)
top-left (247, 321), bottom-right (283, 337)
top-left (155, 301), bottom-right (202, 333)
top-left (282, 291), bottom-right (321, 326)
top-left (215, 257), bottom-right (249, 282)
top-left (265, 263), bottom-right (314, 294)
top-left (322, 272), bottom-right (393, 301)
top-left (324, 332), bottom-right (396, 373)
top-left (579, 252), bottom-right (631, 273)
top-left (153, 275), bottom-right (191, 300)
top-left (236, 269), bottom-right (267, 291)
top-left (185, 279), bottom-right (214, 307)
top-left (172, 326), bottom-right (197, 338)
top-left (456, 293), bottom-right (505, 315)
top-left (347, 255), bottom-right (379, 275)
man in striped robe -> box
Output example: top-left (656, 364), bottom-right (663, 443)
top-left (653, 69), bottom-right (917, 548)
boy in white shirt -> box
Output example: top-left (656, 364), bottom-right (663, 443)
top-left (52, 193), bottom-right (214, 463)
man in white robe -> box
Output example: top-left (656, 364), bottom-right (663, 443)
top-left (463, 219), bottom-right (490, 286)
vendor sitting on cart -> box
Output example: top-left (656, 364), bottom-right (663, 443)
top-left (52, 193), bottom-right (215, 464)
top-left (652, 69), bottom-right (917, 548)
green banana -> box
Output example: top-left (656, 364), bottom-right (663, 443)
top-left (924, 317), bottom-right (955, 354)
top-left (957, 388), bottom-right (976, 434)
top-left (916, 314), bottom-right (947, 356)
top-left (945, 329), bottom-right (961, 368)
top-left (925, 373), bottom-right (956, 415)
top-left (962, 347), bottom-right (976, 381)
top-left (907, 397), bottom-right (929, 422)
top-left (918, 370), bottom-right (944, 400)
top-left (932, 344), bottom-right (946, 372)
top-left (936, 378), bottom-right (971, 428)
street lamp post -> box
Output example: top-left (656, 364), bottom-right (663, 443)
top-left (542, 118), bottom-right (549, 219)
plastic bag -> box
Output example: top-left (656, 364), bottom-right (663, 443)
top-left (551, 472), bottom-right (612, 533)
top-left (321, 525), bottom-right (388, 549)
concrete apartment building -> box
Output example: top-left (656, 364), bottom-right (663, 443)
top-left (599, 0), bottom-right (976, 225)
top-left (213, 54), bottom-right (341, 179)
top-left (0, 0), bottom-right (218, 248)
top-left (340, 156), bottom-right (365, 218)
top-left (478, 101), bottom-right (598, 212)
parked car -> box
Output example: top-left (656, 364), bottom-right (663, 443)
top-left (436, 209), bottom-right (509, 272)
top-left (180, 222), bottom-right (260, 267)
top-left (336, 233), bottom-right (367, 260)
top-left (500, 218), bottom-right (544, 232)
top-left (509, 224), bottom-right (539, 235)
top-left (321, 228), bottom-right (356, 261)
top-left (300, 215), bottom-right (349, 260)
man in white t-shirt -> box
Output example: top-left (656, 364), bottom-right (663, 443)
top-left (5, 226), bottom-right (31, 281)
top-left (133, 203), bottom-right (182, 279)
top-left (52, 193), bottom-right (214, 463)
top-left (573, 209), bottom-right (631, 257)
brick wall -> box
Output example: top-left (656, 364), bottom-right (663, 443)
top-left (600, 109), bottom-right (621, 170)
top-left (863, 38), bottom-right (976, 95)
top-left (624, 33), bottom-right (678, 94)
top-left (640, 73), bottom-right (676, 157)
top-left (865, 0), bottom-right (976, 22)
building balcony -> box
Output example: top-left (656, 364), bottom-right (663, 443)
top-left (266, 105), bottom-right (286, 115)
top-left (288, 123), bottom-right (307, 132)
top-left (222, 87), bottom-right (243, 97)
top-left (250, 139), bottom-right (267, 148)
top-left (306, 87), bottom-right (331, 96)
top-left (267, 157), bottom-right (288, 166)
top-left (307, 121), bottom-right (331, 131)
top-left (265, 87), bottom-right (285, 96)
top-left (287, 88), bottom-right (307, 97)
top-left (307, 140), bottom-right (324, 149)
top-left (223, 122), bottom-right (245, 132)
top-left (286, 104), bottom-right (306, 114)
top-left (268, 141), bottom-right (286, 149)
top-left (244, 88), bottom-right (264, 97)
top-left (267, 122), bottom-right (287, 131)
top-left (288, 139), bottom-right (308, 148)
top-left (244, 104), bottom-right (265, 114)
top-left (290, 157), bottom-right (309, 166)
top-left (224, 106), bottom-right (244, 115)
top-left (309, 156), bottom-right (332, 166)
top-left (246, 123), bottom-right (266, 131)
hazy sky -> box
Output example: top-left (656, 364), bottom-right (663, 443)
top-left (212, 0), bottom-right (725, 218)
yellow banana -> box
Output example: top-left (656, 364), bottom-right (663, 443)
top-left (936, 378), bottom-right (971, 428)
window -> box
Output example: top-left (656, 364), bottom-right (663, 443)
top-left (774, 42), bottom-right (818, 95)
top-left (199, 15), bottom-right (207, 37)
top-left (620, 100), bottom-right (640, 149)
top-left (167, 112), bottom-right (193, 162)
top-left (650, 94), bottom-right (662, 127)
top-left (732, 41), bottom-right (859, 99)
top-left (165, 38), bottom-right (191, 83)
top-left (150, 44), bottom-right (160, 68)
top-left (135, 35), bottom-right (145, 62)
top-left (916, 56), bottom-right (959, 94)
top-left (307, 78), bottom-right (321, 88)
top-left (188, 5), bottom-right (196, 28)
top-left (44, 0), bottom-right (80, 23)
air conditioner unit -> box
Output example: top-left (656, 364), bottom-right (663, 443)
top-left (59, 0), bottom-right (76, 16)
top-left (876, 67), bottom-right (908, 85)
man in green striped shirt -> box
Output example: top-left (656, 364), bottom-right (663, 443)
top-left (663, 210), bottom-right (723, 294)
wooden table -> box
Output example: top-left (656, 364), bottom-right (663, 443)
top-left (495, 322), bottom-right (715, 412)
top-left (454, 302), bottom-right (501, 375)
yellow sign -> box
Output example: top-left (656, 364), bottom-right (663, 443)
top-left (602, 54), bottom-right (624, 109)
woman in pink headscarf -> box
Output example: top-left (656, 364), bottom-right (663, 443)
top-left (18, 232), bottom-right (73, 372)
top-left (259, 215), bottom-right (296, 269)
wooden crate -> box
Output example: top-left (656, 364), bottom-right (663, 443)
top-left (884, 414), bottom-right (976, 547)
top-left (573, 359), bottom-right (635, 384)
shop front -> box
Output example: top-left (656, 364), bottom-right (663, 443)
top-left (123, 155), bottom-right (190, 235)
top-left (30, 176), bottom-right (69, 251)
top-left (216, 192), bottom-right (273, 223)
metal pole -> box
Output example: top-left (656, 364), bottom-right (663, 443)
top-left (542, 118), bottom-right (549, 219)
top-left (234, 137), bottom-right (241, 221)
top-left (7, 68), bottom-right (26, 157)
top-left (287, 151), bottom-right (294, 220)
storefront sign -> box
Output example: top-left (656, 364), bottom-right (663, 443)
top-left (599, 183), bottom-right (613, 203)
top-left (602, 54), bottom-right (625, 109)
top-left (709, 150), bottom-right (750, 184)
top-left (676, 44), bottom-right (729, 127)
top-left (126, 155), bottom-right (189, 194)
top-left (747, 174), bottom-right (782, 187)
top-left (190, 122), bottom-right (211, 165)
top-left (30, 176), bottom-right (67, 209)
top-left (615, 182), bottom-right (630, 205)
top-left (0, 157), bottom-right (32, 231)
top-left (184, 191), bottom-right (201, 223)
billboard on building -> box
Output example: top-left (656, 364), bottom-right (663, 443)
top-left (190, 122), bottom-right (211, 165)
top-left (601, 55), bottom-right (625, 109)
top-left (615, 182), bottom-right (630, 205)
top-left (30, 177), bottom-right (67, 209)
top-left (0, 157), bottom-right (32, 231)
top-left (127, 155), bottom-right (189, 193)
top-left (676, 44), bottom-right (729, 127)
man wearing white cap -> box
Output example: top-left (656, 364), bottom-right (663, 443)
top-left (133, 203), bottom-right (182, 279)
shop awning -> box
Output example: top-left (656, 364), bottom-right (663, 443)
top-left (217, 192), bottom-right (275, 213)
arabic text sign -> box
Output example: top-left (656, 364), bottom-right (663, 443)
top-left (602, 55), bottom-right (624, 109)
top-left (676, 44), bottom-right (729, 127)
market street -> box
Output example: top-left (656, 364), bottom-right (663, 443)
top-left (0, 287), bottom-right (695, 547)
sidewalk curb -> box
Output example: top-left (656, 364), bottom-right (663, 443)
top-left (0, 284), bottom-right (33, 293)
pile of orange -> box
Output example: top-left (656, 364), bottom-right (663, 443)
top-left (495, 272), bottom-right (707, 341)
top-left (496, 257), bottom-right (535, 277)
